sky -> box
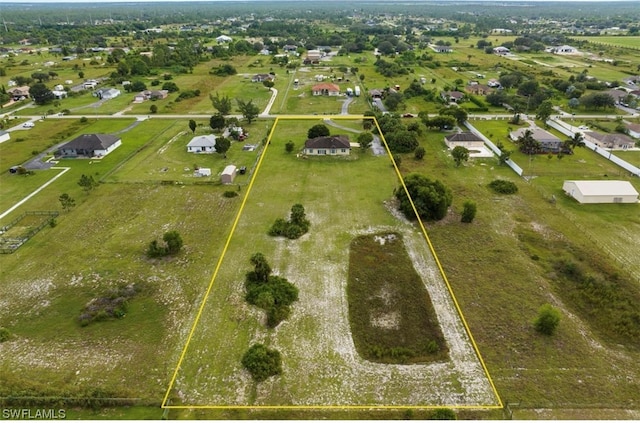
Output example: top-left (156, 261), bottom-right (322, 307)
top-left (0, 0), bottom-right (635, 3)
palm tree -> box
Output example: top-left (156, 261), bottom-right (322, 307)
top-left (566, 132), bottom-right (585, 153)
top-left (517, 129), bottom-right (541, 155)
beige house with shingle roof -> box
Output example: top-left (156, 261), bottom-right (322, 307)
top-left (584, 131), bottom-right (635, 150)
top-left (304, 135), bottom-right (350, 155)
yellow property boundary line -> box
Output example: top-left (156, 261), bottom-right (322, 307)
top-left (161, 115), bottom-right (503, 410)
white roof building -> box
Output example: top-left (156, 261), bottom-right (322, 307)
top-left (187, 134), bottom-right (217, 153)
top-left (562, 180), bottom-right (639, 204)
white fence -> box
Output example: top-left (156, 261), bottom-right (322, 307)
top-left (464, 121), bottom-right (524, 176)
top-left (547, 119), bottom-right (640, 177)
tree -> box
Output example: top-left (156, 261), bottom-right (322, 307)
top-left (78, 174), bottom-right (98, 193)
top-left (358, 132), bottom-right (373, 149)
top-left (236, 98), bottom-right (260, 124)
top-left (395, 173), bottom-right (452, 221)
top-left (263, 80), bottom-right (275, 90)
top-left (460, 200), bottom-right (477, 223)
top-left (440, 107), bottom-right (468, 126)
top-left (162, 81), bottom-right (179, 93)
top-left (29, 83), bottom-right (54, 105)
top-left (210, 92), bottom-right (233, 115)
top-left (209, 113), bottom-right (225, 131)
top-left (307, 124), bottom-right (330, 139)
top-left (534, 304), bottom-right (561, 335)
top-left (451, 146), bottom-right (470, 167)
top-left (241, 344), bottom-right (282, 382)
top-left (386, 130), bottom-right (418, 153)
top-left (59, 193), bottom-right (75, 212)
top-left (414, 146), bottom-right (426, 160)
top-left (285, 140), bottom-right (295, 153)
top-left (535, 100), bottom-right (554, 123)
top-left (31, 72), bottom-right (50, 83)
top-left (566, 132), bottom-right (585, 152)
top-left (188, 119), bottom-right (197, 134)
top-left (568, 97), bottom-right (580, 110)
top-left (215, 137), bottom-right (231, 157)
top-left (150, 104), bottom-right (158, 114)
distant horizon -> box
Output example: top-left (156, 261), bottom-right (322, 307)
top-left (0, 0), bottom-right (637, 3)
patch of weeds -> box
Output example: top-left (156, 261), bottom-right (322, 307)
top-left (223, 190), bottom-right (238, 198)
top-left (0, 327), bottom-right (11, 342)
top-left (488, 179), bottom-right (518, 194)
top-left (78, 284), bottom-right (139, 327)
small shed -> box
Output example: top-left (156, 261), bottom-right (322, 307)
top-left (221, 165), bottom-right (237, 184)
top-left (562, 180), bottom-right (639, 204)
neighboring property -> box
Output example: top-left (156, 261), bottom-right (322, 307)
top-left (432, 45), bottom-right (453, 53)
top-left (584, 131), bottom-right (635, 150)
top-left (562, 180), bottom-right (639, 204)
top-left (441, 91), bottom-right (465, 103)
top-left (7, 86), bottom-right (30, 101)
top-left (510, 127), bottom-right (563, 153)
top-left (551, 45), bottom-right (579, 55)
top-left (52, 90), bottom-right (67, 99)
top-left (94, 88), bottom-right (121, 100)
top-left (626, 123), bottom-right (640, 139)
top-left (303, 135), bottom-right (351, 155)
top-left (251, 73), bottom-right (274, 83)
top-left (304, 49), bottom-right (322, 64)
top-left (0, 130), bottom-right (10, 143)
top-left (312, 83), bottom-right (340, 96)
top-left (216, 35), bottom-right (233, 44)
top-left (444, 132), bottom-right (484, 150)
top-left (56, 134), bottom-right (122, 158)
top-left (493, 46), bottom-right (510, 55)
top-left (369, 89), bottom-right (383, 99)
top-left (187, 134), bottom-right (217, 153)
top-left (466, 84), bottom-right (492, 96)
top-left (220, 165), bottom-right (237, 184)
top-left (134, 89), bottom-right (169, 103)
top-left (223, 126), bottom-right (245, 140)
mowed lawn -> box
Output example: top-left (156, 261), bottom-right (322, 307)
top-left (167, 118), bottom-right (496, 407)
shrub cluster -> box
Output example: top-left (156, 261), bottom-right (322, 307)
top-left (146, 230), bottom-right (183, 258)
top-left (223, 190), bottom-right (238, 198)
top-left (488, 179), bottom-right (518, 194)
top-left (268, 204), bottom-right (310, 239)
top-left (245, 253), bottom-right (299, 328)
top-left (241, 343), bottom-right (282, 382)
top-left (0, 327), bottom-right (11, 342)
top-left (78, 284), bottom-right (138, 327)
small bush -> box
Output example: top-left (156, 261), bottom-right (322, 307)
top-left (460, 200), bottom-right (477, 223)
top-left (78, 284), bottom-right (138, 327)
top-left (268, 204), bottom-right (310, 239)
top-left (223, 190), bottom-right (238, 198)
top-left (79, 117), bottom-right (88, 123)
top-left (146, 230), bottom-right (183, 258)
top-left (534, 303), bottom-right (561, 335)
top-left (430, 408), bottom-right (457, 420)
top-left (488, 179), bottom-right (518, 194)
top-left (0, 327), bottom-right (11, 343)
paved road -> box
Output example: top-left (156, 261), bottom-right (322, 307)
top-left (323, 118), bottom-right (386, 156)
top-left (341, 96), bottom-right (354, 115)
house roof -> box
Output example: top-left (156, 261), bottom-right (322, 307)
top-left (445, 132), bottom-right (483, 143)
top-left (61, 134), bottom-right (120, 151)
top-left (510, 127), bottom-right (560, 143)
top-left (187, 135), bottom-right (217, 147)
top-left (565, 180), bottom-right (639, 197)
top-left (585, 131), bottom-right (634, 145)
top-left (312, 83), bottom-right (340, 92)
top-left (305, 135), bottom-right (350, 149)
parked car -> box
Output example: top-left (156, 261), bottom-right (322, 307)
top-left (238, 166), bottom-right (247, 175)
top-left (22, 122), bottom-right (35, 128)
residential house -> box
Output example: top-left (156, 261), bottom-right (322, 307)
top-left (369, 89), bottom-right (383, 99)
top-left (303, 135), bottom-right (351, 155)
top-left (56, 134), bottom-right (122, 158)
top-left (283, 45), bottom-right (298, 53)
top-left (304, 49), bottom-right (322, 64)
top-left (136, 90), bottom-right (169, 102)
top-left (94, 88), bottom-right (121, 100)
top-left (52, 90), bottom-right (67, 99)
top-left (8, 86), bottom-right (30, 101)
top-left (466, 84), bottom-right (492, 96)
top-left (584, 131), bottom-right (635, 150)
top-left (625, 123), bottom-right (640, 139)
top-left (444, 132), bottom-right (484, 150)
top-left (607, 89), bottom-right (630, 104)
top-left (187, 135), bottom-right (217, 153)
top-left (216, 35), bottom-right (233, 44)
top-left (432, 45), bottom-right (453, 53)
top-left (510, 127), bottom-right (563, 153)
top-left (251, 74), bottom-right (274, 83)
top-left (493, 46), bottom-right (510, 55)
top-left (441, 91), bottom-right (465, 103)
top-left (552, 45), bottom-right (579, 55)
top-left (563, 180), bottom-right (638, 204)
top-left (487, 79), bottom-right (501, 88)
top-left (312, 83), bottom-right (340, 96)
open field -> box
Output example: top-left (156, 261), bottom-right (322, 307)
top-left (164, 118), bottom-right (498, 408)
